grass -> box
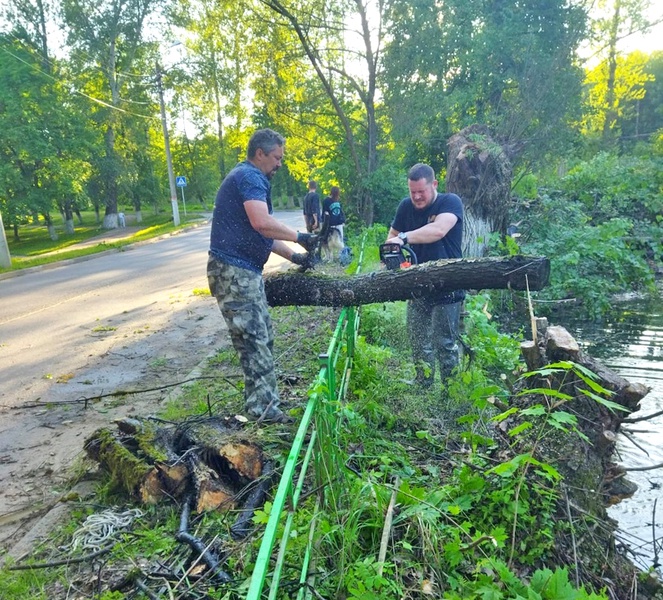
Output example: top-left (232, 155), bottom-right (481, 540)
top-left (1, 207), bottom-right (209, 273)
top-left (0, 236), bottom-right (636, 600)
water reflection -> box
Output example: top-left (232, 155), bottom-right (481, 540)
top-left (554, 288), bottom-right (663, 572)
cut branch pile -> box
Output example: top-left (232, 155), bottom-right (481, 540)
top-left (84, 416), bottom-right (268, 515)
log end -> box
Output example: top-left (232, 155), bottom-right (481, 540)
top-left (219, 442), bottom-right (264, 481)
top-left (196, 483), bottom-right (237, 513)
top-left (545, 325), bottom-right (580, 358)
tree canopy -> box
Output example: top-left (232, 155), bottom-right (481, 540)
top-left (0, 0), bottom-right (661, 233)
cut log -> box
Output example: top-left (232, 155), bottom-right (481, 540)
top-left (84, 428), bottom-right (166, 503)
top-left (265, 255), bottom-right (550, 307)
top-left (188, 455), bottom-right (237, 513)
top-left (174, 419), bottom-right (264, 486)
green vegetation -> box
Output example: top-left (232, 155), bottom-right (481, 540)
top-left (0, 242), bottom-right (644, 599)
top-left (493, 149), bottom-right (662, 319)
top-left (1, 210), bottom-right (208, 273)
top-left (1, 0), bottom-right (662, 595)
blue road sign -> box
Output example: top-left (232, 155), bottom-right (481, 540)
top-left (176, 176), bottom-right (187, 187)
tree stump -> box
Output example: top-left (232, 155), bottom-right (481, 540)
top-left (446, 124), bottom-right (512, 257)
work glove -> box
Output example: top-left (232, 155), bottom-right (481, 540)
top-left (296, 232), bottom-right (319, 252)
top-left (291, 252), bottom-right (316, 271)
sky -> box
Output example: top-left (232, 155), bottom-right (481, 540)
top-left (621, 16), bottom-right (663, 54)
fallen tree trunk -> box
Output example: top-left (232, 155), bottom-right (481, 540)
top-left (265, 255), bottom-right (549, 307)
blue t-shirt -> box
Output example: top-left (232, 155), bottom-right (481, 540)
top-left (209, 161), bottom-right (274, 273)
top-left (391, 192), bottom-right (464, 263)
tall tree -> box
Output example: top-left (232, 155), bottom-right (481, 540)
top-left (582, 50), bottom-right (653, 144)
top-left (258, 0), bottom-right (385, 224)
top-left (168, 0), bottom-right (251, 180)
top-left (0, 32), bottom-right (91, 240)
top-left (620, 51), bottom-right (663, 144)
top-left (4, 0), bottom-right (54, 70)
top-left (383, 0), bottom-right (587, 170)
top-left (61, 0), bottom-right (159, 228)
top-left (592, 0), bottom-right (655, 145)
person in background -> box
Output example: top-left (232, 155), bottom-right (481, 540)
top-left (322, 186), bottom-right (346, 241)
top-left (303, 180), bottom-right (321, 233)
top-left (207, 128), bottom-right (317, 423)
top-left (386, 163), bottom-right (465, 388)
top-left (118, 212), bottom-right (126, 227)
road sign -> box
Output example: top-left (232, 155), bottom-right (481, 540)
top-left (176, 176), bottom-right (187, 187)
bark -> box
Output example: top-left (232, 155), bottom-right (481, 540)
top-left (446, 125), bottom-right (512, 257)
top-left (85, 416), bottom-right (267, 514)
top-left (265, 255), bottom-right (550, 307)
top-left (84, 428), bottom-right (164, 503)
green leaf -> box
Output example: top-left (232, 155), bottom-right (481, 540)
top-left (550, 411), bottom-right (578, 425)
top-left (536, 463), bottom-right (562, 482)
top-left (488, 454), bottom-right (528, 477)
top-left (520, 405), bottom-right (547, 416)
top-left (541, 567), bottom-right (576, 599)
top-left (578, 388), bottom-right (629, 412)
top-left (443, 540), bottom-right (464, 567)
top-left (518, 388), bottom-right (573, 401)
top-left (508, 421), bottom-right (533, 437)
top-left (491, 407), bottom-right (519, 422)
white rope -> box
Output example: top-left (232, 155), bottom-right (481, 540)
top-left (65, 507), bottom-right (144, 552)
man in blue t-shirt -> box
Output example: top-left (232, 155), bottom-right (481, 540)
top-left (387, 163), bottom-right (465, 388)
top-left (207, 128), bottom-right (317, 423)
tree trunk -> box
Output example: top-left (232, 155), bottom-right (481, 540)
top-left (602, 0), bottom-right (621, 145)
top-left (85, 416), bottom-right (266, 513)
top-left (265, 255), bottom-right (549, 307)
top-left (446, 125), bottom-right (512, 257)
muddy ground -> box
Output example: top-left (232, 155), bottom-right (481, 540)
top-left (0, 288), bottom-right (224, 559)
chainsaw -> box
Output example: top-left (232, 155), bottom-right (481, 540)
top-left (379, 243), bottom-right (418, 270)
top-left (297, 213), bottom-right (331, 272)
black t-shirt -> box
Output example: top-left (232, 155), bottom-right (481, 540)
top-left (303, 192), bottom-right (320, 219)
top-left (322, 197), bottom-right (345, 226)
top-left (391, 192), bottom-right (464, 263)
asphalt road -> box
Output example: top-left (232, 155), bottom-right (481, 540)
top-left (0, 210), bottom-right (305, 541)
top-left (0, 211), bottom-right (304, 408)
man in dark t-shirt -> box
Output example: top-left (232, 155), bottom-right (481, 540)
top-left (302, 180), bottom-right (321, 233)
top-left (207, 129), bottom-right (318, 423)
top-left (387, 163), bottom-right (465, 388)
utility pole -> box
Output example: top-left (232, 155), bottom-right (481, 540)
top-left (0, 211), bottom-right (11, 268)
top-left (155, 61), bottom-right (180, 227)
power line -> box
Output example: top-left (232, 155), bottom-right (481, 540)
top-left (1, 45), bottom-right (158, 121)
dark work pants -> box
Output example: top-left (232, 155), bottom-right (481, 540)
top-left (406, 298), bottom-right (462, 386)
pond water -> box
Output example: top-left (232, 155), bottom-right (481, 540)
top-left (551, 283), bottom-right (663, 572)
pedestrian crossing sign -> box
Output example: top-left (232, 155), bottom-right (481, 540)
top-left (176, 176), bottom-right (187, 187)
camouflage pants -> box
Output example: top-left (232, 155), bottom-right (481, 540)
top-left (407, 298), bottom-right (462, 386)
top-left (207, 256), bottom-right (280, 418)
